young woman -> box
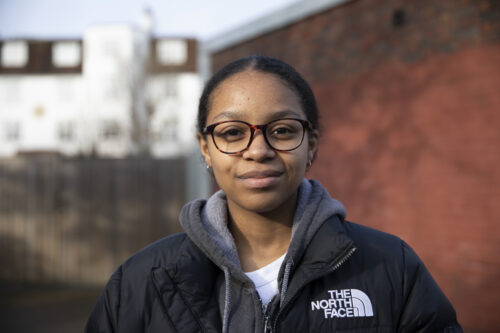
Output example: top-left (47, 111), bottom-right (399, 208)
top-left (86, 55), bottom-right (461, 332)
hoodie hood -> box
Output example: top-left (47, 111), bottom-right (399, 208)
top-left (179, 178), bottom-right (346, 283)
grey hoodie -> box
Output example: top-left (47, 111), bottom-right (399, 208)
top-left (180, 179), bottom-right (346, 333)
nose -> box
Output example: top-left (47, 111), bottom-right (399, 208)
top-left (242, 129), bottom-right (275, 161)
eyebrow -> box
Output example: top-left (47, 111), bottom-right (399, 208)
top-left (211, 109), bottom-right (304, 122)
top-left (212, 110), bottom-right (244, 122)
top-left (271, 109), bottom-right (304, 120)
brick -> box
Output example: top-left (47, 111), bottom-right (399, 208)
top-left (211, 1), bottom-right (500, 330)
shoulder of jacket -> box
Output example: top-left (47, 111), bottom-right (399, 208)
top-left (342, 220), bottom-right (401, 243)
top-left (119, 232), bottom-right (194, 275)
top-left (341, 219), bottom-right (405, 261)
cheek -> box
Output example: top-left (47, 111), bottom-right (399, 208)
top-left (210, 152), bottom-right (234, 179)
top-left (283, 151), bottom-right (308, 177)
top-left (206, 142), bottom-right (223, 166)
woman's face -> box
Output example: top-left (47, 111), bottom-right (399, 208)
top-left (198, 70), bottom-right (318, 214)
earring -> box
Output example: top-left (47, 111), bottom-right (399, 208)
top-left (206, 164), bottom-right (211, 170)
top-left (307, 160), bottom-right (312, 167)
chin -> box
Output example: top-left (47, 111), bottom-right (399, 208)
top-left (234, 190), bottom-right (295, 214)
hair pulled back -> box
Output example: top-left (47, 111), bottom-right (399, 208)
top-left (197, 55), bottom-right (319, 134)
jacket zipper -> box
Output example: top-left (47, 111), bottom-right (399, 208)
top-left (262, 299), bottom-right (272, 333)
top-left (263, 313), bottom-right (271, 333)
top-left (271, 246), bottom-right (357, 332)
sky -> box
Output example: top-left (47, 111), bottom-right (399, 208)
top-left (0, 0), bottom-right (299, 40)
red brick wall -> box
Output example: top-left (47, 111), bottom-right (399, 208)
top-left (211, 0), bottom-right (500, 331)
top-left (314, 45), bottom-right (500, 332)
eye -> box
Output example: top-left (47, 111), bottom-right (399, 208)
top-left (269, 125), bottom-right (299, 139)
top-left (223, 128), bottom-right (244, 137)
top-left (214, 125), bottom-right (247, 142)
top-left (272, 126), bottom-right (294, 135)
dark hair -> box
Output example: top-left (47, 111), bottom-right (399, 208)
top-left (197, 55), bottom-right (320, 134)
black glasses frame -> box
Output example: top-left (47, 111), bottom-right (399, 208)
top-left (202, 118), bottom-right (312, 154)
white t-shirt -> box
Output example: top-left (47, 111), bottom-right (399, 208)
top-left (244, 253), bottom-right (287, 305)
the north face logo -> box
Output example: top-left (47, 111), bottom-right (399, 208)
top-left (311, 289), bottom-right (374, 318)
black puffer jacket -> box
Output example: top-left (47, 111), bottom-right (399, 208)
top-left (86, 180), bottom-right (461, 332)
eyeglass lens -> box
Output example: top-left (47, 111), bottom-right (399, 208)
top-left (212, 119), bottom-right (306, 153)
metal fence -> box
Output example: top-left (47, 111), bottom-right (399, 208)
top-left (0, 156), bottom-right (186, 286)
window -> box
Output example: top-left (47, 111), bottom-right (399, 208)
top-left (58, 122), bottom-right (74, 141)
top-left (52, 42), bottom-right (81, 67)
top-left (156, 39), bottom-right (187, 65)
top-left (1, 41), bottom-right (29, 67)
top-left (101, 120), bottom-right (122, 140)
top-left (3, 122), bottom-right (20, 142)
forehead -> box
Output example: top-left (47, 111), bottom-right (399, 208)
top-left (207, 70), bottom-right (305, 123)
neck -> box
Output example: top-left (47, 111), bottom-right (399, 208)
top-left (228, 192), bottom-right (297, 272)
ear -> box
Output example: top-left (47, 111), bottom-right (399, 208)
top-left (307, 129), bottom-right (319, 163)
top-left (197, 132), bottom-right (212, 167)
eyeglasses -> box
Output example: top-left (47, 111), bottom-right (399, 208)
top-left (202, 118), bottom-right (312, 154)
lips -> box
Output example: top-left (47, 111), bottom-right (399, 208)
top-left (237, 170), bottom-right (284, 188)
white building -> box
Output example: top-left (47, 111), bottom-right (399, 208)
top-left (0, 14), bottom-right (201, 158)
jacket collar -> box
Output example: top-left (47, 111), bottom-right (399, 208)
top-left (278, 215), bottom-right (356, 307)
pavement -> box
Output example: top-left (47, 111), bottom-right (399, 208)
top-left (0, 282), bottom-right (101, 333)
